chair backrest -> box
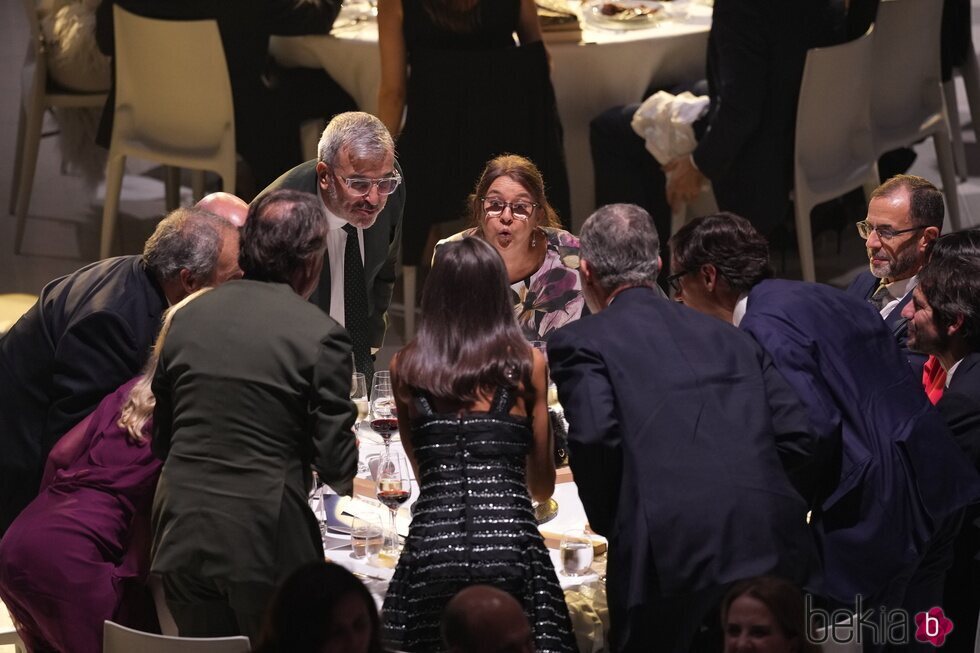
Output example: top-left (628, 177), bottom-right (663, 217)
top-left (795, 26), bottom-right (877, 187)
top-left (870, 0), bottom-right (945, 133)
top-left (103, 621), bottom-right (251, 653)
top-left (111, 5), bottom-right (234, 151)
top-left (813, 613), bottom-right (864, 653)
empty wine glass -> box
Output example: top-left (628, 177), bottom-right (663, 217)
top-left (560, 529), bottom-right (594, 576)
top-left (351, 372), bottom-right (368, 429)
top-left (375, 452), bottom-right (411, 554)
top-left (350, 514), bottom-right (383, 560)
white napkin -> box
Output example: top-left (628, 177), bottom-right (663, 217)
top-left (631, 91), bottom-right (711, 226)
top-left (630, 90), bottom-right (709, 165)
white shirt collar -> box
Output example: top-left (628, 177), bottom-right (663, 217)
top-left (732, 293), bottom-right (749, 327)
top-left (946, 358), bottom-right (965, 388)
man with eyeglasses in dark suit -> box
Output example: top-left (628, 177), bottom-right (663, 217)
top-left (846, 175), bottom-right (945, 379)
top-left (256, 111), bottom-right (405, 379)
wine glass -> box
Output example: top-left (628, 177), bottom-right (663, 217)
top-left (530, 340), bottom-right (560, 409)
top-left (309, 470), bottom-right (327, 541)
top-left (370, 376), bottom-right (398, 454)
top-left (560, 529), bottom-right (594, 576)
top-left (350, 514), bottom-right (384, 560)
top-left (351, 372), bottom-right (368, 429)
top-left (375, 452), bottom-right (411, 554)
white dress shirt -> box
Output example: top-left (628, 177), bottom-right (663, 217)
top-left (946, 358), bottom-right (964, 388)
top-left (878, 275), bottom-right (917, 320)
top-left (320, 195), bottom-right (365, 328)
top-left (732, 293), bottom-right (749, 327)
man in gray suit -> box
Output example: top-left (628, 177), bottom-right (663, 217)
top-left (257, 111), bottom-right (405, 377)
top-left (151, 190), bottom-right (357, 642)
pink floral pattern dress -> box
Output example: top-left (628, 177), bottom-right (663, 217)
top-left (437, 228), bottom-right (586, 340)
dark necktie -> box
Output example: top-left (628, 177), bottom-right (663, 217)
top-left (869, 283), bottom-right (891, 311)
top-left (343, 224), bottom-right (374, 379)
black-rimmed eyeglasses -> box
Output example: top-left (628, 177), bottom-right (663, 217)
top-left (666, 270), bottom-right (688, 295)
top-left (481, 198), bottom-right (539, 222)
top-left (855, 220), bottom-right (923, 241)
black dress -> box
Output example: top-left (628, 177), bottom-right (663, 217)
top-left (397, 0), bottom-right (571, 265)
top-left (381, 387), bottom-right (576, 652)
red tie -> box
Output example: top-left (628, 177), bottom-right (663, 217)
top-left (922, 355), bottom-right (946, 404)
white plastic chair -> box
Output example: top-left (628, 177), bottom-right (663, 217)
top-left (943, 25), bottom-right (980, 180)
top-left (10, 0), bottom-right (108, 255)
top-left (0, 626), bottom-right (26, 653)
top-left (794, 27), bottom-right (880, 283)
top-left (101, 6), bottom-right (236, 259)
top-left (870, 0), bottom-right (962, 233)
top-left (102, 621), bottom-right (250, 652)
top-left (814, 613), bottom-right (864, 653)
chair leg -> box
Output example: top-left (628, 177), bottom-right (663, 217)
top-left (9, 102), bottom-right (27, 216)
top-left (101, 155), bottom-right (127, 259)
top-left (795, 199), bottom-right (816, 283)
top-left (961, 44), bottom-right (980, 147)
top-left (944, 79), bottom-right (969, 180)
top-left (403, 265), bottom-right (416, 342)
top-left (164, 167), bottom-right (180, 211)
top-left (933, 129), bottom-right (963, 231)
top-left (191, 170), bottom-right (205, 203)
top-left (13, 100), bottom-right (46, 255)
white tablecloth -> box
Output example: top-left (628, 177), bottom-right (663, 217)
top-left (270, 2), bottom-right (711, 228)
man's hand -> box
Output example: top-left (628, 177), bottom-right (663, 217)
top-left (664, 155), bottom-right (706, 208)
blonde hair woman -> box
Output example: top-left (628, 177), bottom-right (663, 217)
top-left (0, 290), bottom-right (209, 653)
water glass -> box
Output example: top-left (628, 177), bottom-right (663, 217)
top-left (351, 372), bottom-right (368, 427)
top-left (350, 515), bottom-right (383, 560)
top-left (560, 529), bottom-right (594, 576)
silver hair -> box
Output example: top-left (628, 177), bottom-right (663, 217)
top-left (142, 207), bottom-right (235, 283)
top-left (317, 111), bottom-right (394, 166)
top-left (580, 203), bottom-right (661, 289)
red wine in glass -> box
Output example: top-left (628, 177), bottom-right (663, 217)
top-left (371, 417), bottom-right (399, 443)
top-left (377, 488), bottom-right (410, 509)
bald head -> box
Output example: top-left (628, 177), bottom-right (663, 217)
top-left (442, 586), bottom-right (533, 653)
top-left (195, 192), bottom-right (249, 227)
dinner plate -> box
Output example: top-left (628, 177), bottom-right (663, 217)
top-left (582, 0), bottom-right (666, 30)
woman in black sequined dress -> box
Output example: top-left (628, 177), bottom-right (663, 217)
top-left (381, 237), bottom-right (575, 652)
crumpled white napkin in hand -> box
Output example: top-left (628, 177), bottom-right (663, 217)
top-left (630, 90), bottom-right (710, 226)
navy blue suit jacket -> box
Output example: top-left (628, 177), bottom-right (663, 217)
top-left (549, 288), bottom-right (817, 642)
top-left (742, 279), bottom-right (980, 606)
top-left (845, 270), bottom-right (927, 377)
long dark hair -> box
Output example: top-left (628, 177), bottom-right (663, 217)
top-left (396, 237), bottom-right (532, 405)
top-left (254, 562), bottom-right (383, 653)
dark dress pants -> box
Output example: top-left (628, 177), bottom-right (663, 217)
top-left (162, 572), bottom-right (274, 644)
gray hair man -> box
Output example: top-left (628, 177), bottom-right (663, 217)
top-left (256, 111), bottom-right (406, 378)
top-left (549, 204), bottom-right (816, 653)
top-left (0, 207), bottom-right (242, 533)
top-left (151, 189), bottom-right (356, 644)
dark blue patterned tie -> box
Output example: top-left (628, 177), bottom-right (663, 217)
top-left (343, 224), bottom-right (374, 378)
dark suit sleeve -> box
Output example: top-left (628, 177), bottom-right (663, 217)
top-left (370, 177), bottom-right (405, 349)
top-left (937, 390), bottom-right (980, 474)
top-left (548, 330), bottom-right (622, 536)
top-left (743, 319), bottom-right (843, 474)
top-left (691, 0), bottom-right (769, 182)
top-left (46, 312), bottom-right (141, 456)
top-left (760, 349), bottom-right (829, 506)
top-left (311, 325), bottom-right (358, 495)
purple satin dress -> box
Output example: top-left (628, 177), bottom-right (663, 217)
top-left (0, 377), bottom-right (162, 653)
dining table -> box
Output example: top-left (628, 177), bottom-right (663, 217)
top-left (270, 0), bottom-right (712, 229)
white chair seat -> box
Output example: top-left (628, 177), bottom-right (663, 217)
top-left (103, 621), bottom-right (250, 652)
